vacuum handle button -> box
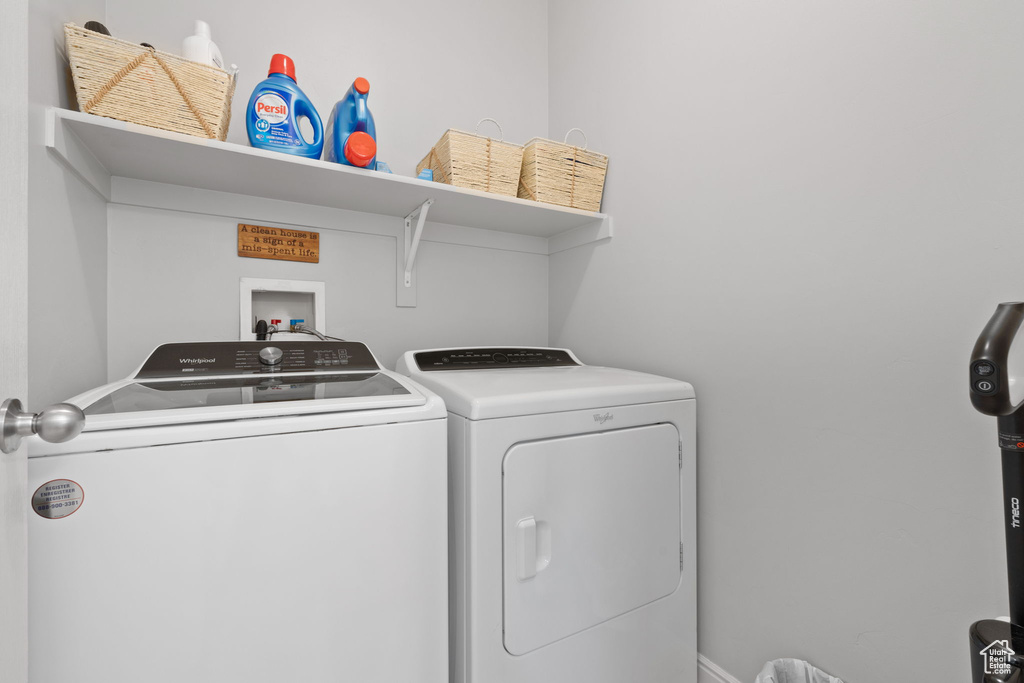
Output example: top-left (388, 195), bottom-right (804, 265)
top-left (974, 361), bottom-right (997, 377)
top-left (259, 347), bottom-right (283, 366)
top-left (975, 379), bottom-right (997, 394)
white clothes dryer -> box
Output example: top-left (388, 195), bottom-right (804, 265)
top-left (28, 340), bottom-right (448, 683)
top-left (396, 347), bottom-right (697, 683)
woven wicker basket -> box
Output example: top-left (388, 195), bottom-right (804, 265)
top-left (64, 23), bottom-right (235, 140)
top-left (417, 119), bottom-right (524, 197)
top-left (518, 129), bottom-right (608, 212)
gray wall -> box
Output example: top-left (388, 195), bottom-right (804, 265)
top-left (27, 0), bottom-right (108, 409)
top-left (106, 203), bottom-right (548, 379)
top-left (548, 1), bottom-right (1024, 681)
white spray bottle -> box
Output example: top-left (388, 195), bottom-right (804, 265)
top-left (182, 20), bottom-right (224, 70)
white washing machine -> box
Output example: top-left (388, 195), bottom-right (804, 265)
top-left (27, 340), bottom-right (448, 683)
top-left (396, 347), bottom-right (697, 683)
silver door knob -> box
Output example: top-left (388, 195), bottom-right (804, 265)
top-left (1, 398), bottom-right (85, 454)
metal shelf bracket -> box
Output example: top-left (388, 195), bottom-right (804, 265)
top-left (397, 198), bottom-right (434, 307)
top-left (404, 198), bottom-right (434, 287)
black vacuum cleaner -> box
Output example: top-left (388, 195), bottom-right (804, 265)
top-left (969, 302), bottom-right (1024, 682)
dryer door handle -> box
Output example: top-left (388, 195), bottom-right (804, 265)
top-left (516, 517), bottom-right (538, 581)
top-left (515, 516), bottom-right (552, 581)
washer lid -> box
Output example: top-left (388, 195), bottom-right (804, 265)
top-left (65, 341), bottom-right (434, 432)
top-left (71, 371), bottom-right (427, 432)
top-left (398, 348), bottom-right (694, 420)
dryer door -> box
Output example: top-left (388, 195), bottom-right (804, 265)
top-left (502, 423), bottom-right (681, 655)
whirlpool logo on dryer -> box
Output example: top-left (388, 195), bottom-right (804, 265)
top-left (593, 412), bottom-right (614, 424)
top-left (179, 358), bottom-right (217, 364)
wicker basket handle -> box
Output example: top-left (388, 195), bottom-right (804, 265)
top-left (475, 118), bottom-right (504, 142)
top-left (563, 128), bottom-right (588, 150)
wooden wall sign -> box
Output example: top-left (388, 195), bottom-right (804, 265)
top-left (238, 224), bottom-right (319, 263)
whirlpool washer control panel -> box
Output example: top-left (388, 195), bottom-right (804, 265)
top-left (414, 347), bottom-right (579, 371)
top-left (135, 341), bottom-right (380, 378)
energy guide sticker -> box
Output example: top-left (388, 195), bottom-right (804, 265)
top-left (32, 479), bottom-right (84, 519)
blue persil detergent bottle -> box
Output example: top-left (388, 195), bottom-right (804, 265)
top-left (246, 54), bottom-right (323, 159)
top-left (324, 77), bottom-right (376, 169)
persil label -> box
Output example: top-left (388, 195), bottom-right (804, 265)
top-left (255, 93), bottom-right (288, 125)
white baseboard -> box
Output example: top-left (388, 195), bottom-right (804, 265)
top-left (698, 653), bottom-right (744, 683)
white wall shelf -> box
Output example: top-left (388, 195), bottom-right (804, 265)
top-left (45, 108), bottom-right (613, 253)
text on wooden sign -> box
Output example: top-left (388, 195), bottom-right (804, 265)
top-left (238, 224), bottom-right (319, 263)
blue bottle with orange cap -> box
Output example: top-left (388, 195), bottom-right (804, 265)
top-left (246, 54), bottom-right (324, 159)
top-left (324, 78), bottom-right (377, 169)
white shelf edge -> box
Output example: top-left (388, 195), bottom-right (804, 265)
top-left (547, 216), bottom-right (614, 254)
top-left (49, 107), bottom-right (604, 220)
top-left (44, 108), bottom-right (612, 255)
top-left (45, 107), bottom-right (112, 201)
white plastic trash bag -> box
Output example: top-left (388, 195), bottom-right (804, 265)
top-left (754, 658), bottom-right (844, 683)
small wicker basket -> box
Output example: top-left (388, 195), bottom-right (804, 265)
top-left (64, 23), bottom-right (236, 140)
top-left (417, 119), bottom-right (524, 197)
top-left (518, 129), bottom-right (608, 212)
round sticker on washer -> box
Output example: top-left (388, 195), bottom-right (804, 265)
top-left (32, 479), bottom-right (84, 519)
